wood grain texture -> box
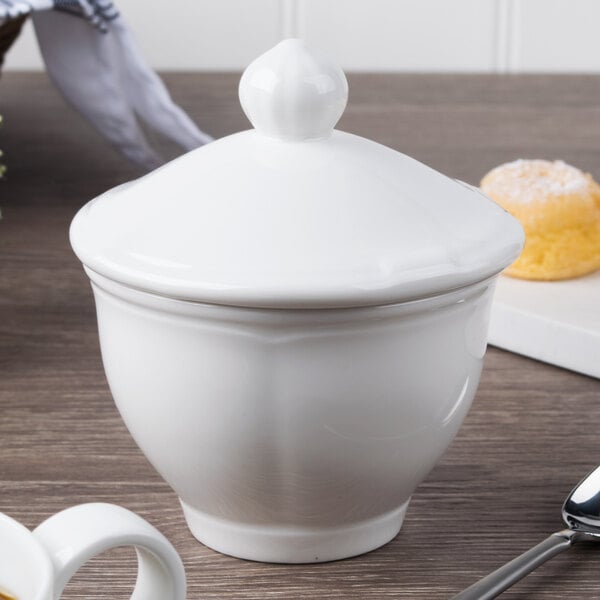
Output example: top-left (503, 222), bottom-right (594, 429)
top-left (1, 73), bottom-right (600, 599)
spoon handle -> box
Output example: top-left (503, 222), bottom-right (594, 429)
top-left (451, 530), bottom-right (574, 600)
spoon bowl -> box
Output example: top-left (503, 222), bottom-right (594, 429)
top-left (562, 465), bottom-right (600, 537)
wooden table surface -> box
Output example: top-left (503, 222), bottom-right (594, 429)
top-left (1, 72), bottom-right (600, 599)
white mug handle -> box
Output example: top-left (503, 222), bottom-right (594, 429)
top-left (32, 503), bottom-right (186, 600)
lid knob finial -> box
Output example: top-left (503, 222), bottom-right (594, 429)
top-left (239, 38), bottom-right (348, 141)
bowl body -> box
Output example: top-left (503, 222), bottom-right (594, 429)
top-left (87, 268), bottom-right (496, 563)
top-left (0, 513), bottom-right (53, 600)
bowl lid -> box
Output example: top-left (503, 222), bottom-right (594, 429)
top-left (70, 39), bottom-right (524, 309)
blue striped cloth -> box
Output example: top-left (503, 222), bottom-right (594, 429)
top-left (1, 1), bottom-right (118, 31)
top-left (52, 0), bottom-right (119, 31)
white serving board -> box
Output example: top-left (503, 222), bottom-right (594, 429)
top-left (489, 271), bottom-right (600, 379)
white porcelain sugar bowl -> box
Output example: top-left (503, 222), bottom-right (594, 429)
top-left (70, 39), bottom-right (524, 564)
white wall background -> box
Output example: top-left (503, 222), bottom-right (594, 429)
top-left (5, 0), bottom-right (600, 72)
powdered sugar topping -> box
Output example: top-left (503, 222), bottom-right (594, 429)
top-left (482, 159), bottom-right (591, 204)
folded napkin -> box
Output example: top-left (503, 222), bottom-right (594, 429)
top-left (1, 1), bottom-right (213, 170)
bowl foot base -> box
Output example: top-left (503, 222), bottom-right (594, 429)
top-left (180, 499), bottom-right (409, 563)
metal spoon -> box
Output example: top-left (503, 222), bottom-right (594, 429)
top-left (452, 465), bottom-right (600, 599)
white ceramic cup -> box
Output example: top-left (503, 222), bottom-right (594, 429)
top-left (0, 503), bottom-right (186, 600)
top-left (86, 269), bottom-right (496, 563)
